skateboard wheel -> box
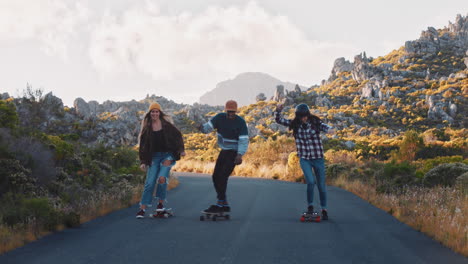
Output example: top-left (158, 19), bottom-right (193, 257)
top-left (200, 215), bottom-right (205, 221)
top-left (300, 216), bottom-right (305, 222)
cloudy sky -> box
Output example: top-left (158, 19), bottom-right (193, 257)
top-left (0, 0), bottom-right (466, 106)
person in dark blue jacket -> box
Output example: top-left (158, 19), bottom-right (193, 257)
top-left (200, 100), bottom-right (249, 213)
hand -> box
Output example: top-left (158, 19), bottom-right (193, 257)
top-left (140, 164), bottom-right (147, 172)
top-left (327, 129), bottom-right (335, 134)
top-left (197, 123), bottom-right (204, 132)
top-left (180, 151), bottom-right (186, 157)
top-left (234, 154), bottom-right (242, 165)
top-left (276, 104), bottom-right (284, 112)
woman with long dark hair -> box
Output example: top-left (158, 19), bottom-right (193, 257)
top-left (275, 103), bottom-right (335, 220)
top-left (136, 102), bottom-right (185, 218)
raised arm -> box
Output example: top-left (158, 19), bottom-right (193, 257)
top-left (274, 104), bottom-right (292, 127)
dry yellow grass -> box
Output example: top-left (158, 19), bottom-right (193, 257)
top-left (329, 176), bottom-right (468, 257)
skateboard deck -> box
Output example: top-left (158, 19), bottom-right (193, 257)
top-left (200, 211), bottom-right (230, 221)
top-left (300, 211), bottom-right (321, 222)
top-left (149, 208), bottom-right (174, 218)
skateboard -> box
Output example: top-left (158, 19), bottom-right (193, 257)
top-left (300, 211), bottom-right (321, 222)
top-left (199, 211), bottom-right (230, 221)
top-left (149, 208), bottom-right (174, 218)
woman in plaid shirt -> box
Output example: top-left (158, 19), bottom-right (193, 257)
top-left (275, 103), bottom-right (334, 220)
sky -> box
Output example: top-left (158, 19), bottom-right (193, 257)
top-left (0, 0), bottom-right (466, 107)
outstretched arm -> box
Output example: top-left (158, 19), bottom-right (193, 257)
top-left (320, 122), bottom-right (334, 134)
top-left (199, 114), bottom-right (219, 134)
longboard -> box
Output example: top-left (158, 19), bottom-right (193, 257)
top-left (149, 208), bottom-right (174, 218)
top-left (200, 211), bottom-right (230, 221)
top-left (300, 211), bottom-right (321, 222)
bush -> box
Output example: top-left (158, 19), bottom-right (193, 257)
top-left (62, 212), bottom-right (80, 228)
top-left (398, 130), bottom-right (423, 161)
top-left (415, 155), bottom-right (466, 175)
top-left (423, 162), bottom-right (468, 187)
top-left (376, 161), bottom-right (417, 193)
top-left (42, 135), bottom-right (74, 162)
top-left (416, 145), bottom-right (466, 159)
top-left (1, 196), bottom-right (60, 232)
top-left (326, 163), bottom-right (349, 180)
top-left (0, 159), bottom-right (36, 197)
top-left (0, 100), bottom-right (18, 129)
top-left (23, 198), bottom-right (60, 231)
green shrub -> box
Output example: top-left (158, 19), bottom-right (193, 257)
top-left (423, 162), bottom-right (468, 187)
top-left (376, 161), bottom-right (417, 193)
top-left (455, 172), bottom-right (468, 195)
top-left (44, 135), bottom-right (74, 161)
top-left (416, 145), bottom-right (466, 159)
top-left (326, 163), bottom-right (349, 180)
top-left (398, 130), bottom-right (423, 161)
top-left (416, 156), bottom-right (466, 175)
top-left (62, 212), bottom-right (80, 228)
top-left (0, 100), bottom-right (18, 129)
top-left (0, 159), bottom-right (36, 197)
top-left (0, 196), bottom-right (61, 231)
top-left (23, 198), bottom-right (60, 231)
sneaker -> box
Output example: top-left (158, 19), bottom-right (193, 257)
top-left (222, 205), bottom-right (231, 212)
top-left (136, 209), bottom-right (145, 219)
top-left (156, 203), bottom-right (164, 211)
top-left (203, 205), bottom-right (223, 213)
top-left (307, 205), bottom-right (314, 214)
top-left (321, 209), bottom-right (328, 220)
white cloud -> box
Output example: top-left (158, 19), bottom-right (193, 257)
top-left (88, 1), bottom-right (356, 85)
top-left (0, 0), bottom-right (89, 59)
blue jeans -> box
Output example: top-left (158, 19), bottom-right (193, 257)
top-left (299, 158), bottom-right (327, 209)
top-left (140, 152), bottom-right (175, 207)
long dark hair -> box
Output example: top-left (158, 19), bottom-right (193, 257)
top-left (138, 110), bottom-right (173, 144)
top-left (289, 112), bottom-right (322, 137)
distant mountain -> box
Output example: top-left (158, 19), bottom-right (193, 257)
top-left (199, 72), bottom-right (305, 106)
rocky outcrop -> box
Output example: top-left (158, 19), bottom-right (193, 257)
top-left (1, 93), bottom-right (10, 100)
top-left (256, 93), bottom-right (267, 102)
top-left (273, 85), bottom-right (285, 102)
top-left (74, 97), bottom-right (93, 119)
top-left (351, 52), bottom-right (375, 82)
top-left (315, 95), bottom-right (332, 108)
top-left (329, 57), bottom-right (353, 81)
top-left (405, 14), bottom-right (468, 57)
top-left (360, 77), bottom-right (388, 100)
top-left (426, 94), bottom-right (454, 124)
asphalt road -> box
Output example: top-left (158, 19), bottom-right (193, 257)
top-left (1, 172), bottom-right (466, 264)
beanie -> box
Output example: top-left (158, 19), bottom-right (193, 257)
top-left (295, 103), bottom-right (310, 115)
top-left (148, 102), bottom-right (162, 112)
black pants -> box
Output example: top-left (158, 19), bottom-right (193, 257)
top-left (213, 150), bottom-right (237, 201)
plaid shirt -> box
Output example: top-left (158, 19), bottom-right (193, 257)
top-left (275, 111), bottom-right (332, 160)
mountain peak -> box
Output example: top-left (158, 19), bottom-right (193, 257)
top-left (199, 72), bottom-right (303, 106)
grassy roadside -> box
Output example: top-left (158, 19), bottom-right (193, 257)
top-left (330, 175), bottom-right (467, 256)
top-left (0, 176), bottom-right (179, 255)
